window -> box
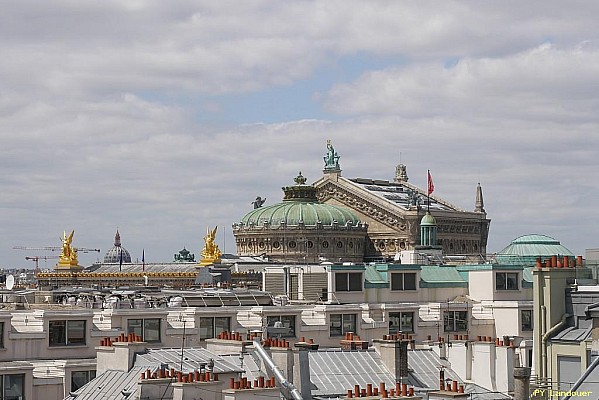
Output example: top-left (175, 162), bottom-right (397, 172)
top-left (391, 273), bottom-right (417, 291)
top-left (389, 312), bottom-right (414, 333)
top-left (71, 370), bottom-right (96, 392)
top-left (49, 320), bottom-right (86, 346)
top-left (0, 322), bottom-right (4, 349)
top-left (330, 314), bottom-right (356, 337)
top-left (496, 272), bottom-right (519, 290)
top-left (0, 374), bottom-right (25, 400)
top-left (267, 315), bottom-right (296, 337)
top-left (200, 317), bottom-right (230, 340)
top-left (443, 311), bottom-right (468, 332)
top-left (335, 272), bottom-right (362, 292)
top-left (127, 318), bottom-right (161, 343)
top-left (521, 310), bottom-right (533, 331)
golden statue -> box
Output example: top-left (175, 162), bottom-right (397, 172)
top-left (199, 226), bottom-right (222, 266)
top-left (57, 229), bottom-right (80, 269)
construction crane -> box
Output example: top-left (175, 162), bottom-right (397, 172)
top-left (13, 246), bottom-right (101, 253)
top-left (25, 256), bottom-right (59, 272)
top-left (14, 246), bottom-right (101, 270)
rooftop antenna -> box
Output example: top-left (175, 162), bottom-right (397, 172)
top-left (179, 313), bottom-right (187, 371)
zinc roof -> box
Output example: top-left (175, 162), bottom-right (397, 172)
top-left (64, 367), bottom-right (145, 400)
top-left (134, 347), bottom-right (244, 374)
top-left (408, 349), bottom-right (511, 400)
top-left (309, 349), bottom-right (395, 397)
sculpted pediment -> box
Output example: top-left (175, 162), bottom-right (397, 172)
top-left (315, 181), bottom-right (418, 234)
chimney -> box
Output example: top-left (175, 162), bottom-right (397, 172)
top-left (513, 367), bottom-right (531, 400)
top-left (471, 340), bottom-right (496, 391)
top-left (372, 335), bottom-right (409, 381)
top-left (205, 331), bottom-right (253, 354)
top-left (340, 332), bottom-right (369, 351)
top-left (172, 378), bottom-right (221, 400)
top-left (269, 342), bottom-right (312, 399)
top-left (138, 376), bottom-right (174, 400)
top-left (96, 339), bottom-right (148, 375)
top-left (292, 347), bottom-right (312, 400)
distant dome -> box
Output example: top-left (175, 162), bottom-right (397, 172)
top-left (496, 234), bottom-right (573, 264)
top-left (104, 229), bottom-right (132, 263)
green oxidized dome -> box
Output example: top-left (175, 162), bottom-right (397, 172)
top-left (496, 234), bottom-right (574, 264)
top-left (420, 212), bottom-right (436, 226)
top-left (240, 172), bottom-right (361, 227)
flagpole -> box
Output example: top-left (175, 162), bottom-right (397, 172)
top-left (427, 170), bottom-right (430, 213)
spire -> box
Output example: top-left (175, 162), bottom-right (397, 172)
top-left (114, 228), bottom-right (121, 247)
top-left (475, 183), bottom-right (485, 213)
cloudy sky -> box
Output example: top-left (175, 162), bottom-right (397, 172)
top-left (1, 1), bottom-right (598, 268)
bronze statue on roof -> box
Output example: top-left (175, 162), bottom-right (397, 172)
top-left (323, 140), bottom-right (340, 171)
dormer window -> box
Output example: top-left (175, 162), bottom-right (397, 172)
top-left (335, 272), bottom-right (362, 292)
top-left (49, 320), bottom-right (86, 346)
top-left (391, 272), bottom-right (417, 291)
top-left (496, 272), bottom-right (519, 290)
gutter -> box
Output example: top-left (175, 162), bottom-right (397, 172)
top-left (541, 313), bottom-right (570, 379)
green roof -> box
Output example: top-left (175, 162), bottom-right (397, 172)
top-left (522, 266), bottom-right (533, 288)
top-left (240, 176), bottom-right (362, 227)
top-left (420, 266), bottom-right (468, 288)
top-left (362, 262), bottom-right (532, 289)
top-left (364, 265), bottom-right (388, 288)
top-left (241, 201), bottom-right (361, 227)
top-left (496, 234), bottom-right (574, 265)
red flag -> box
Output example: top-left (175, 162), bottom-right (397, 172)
top-left (427, 170), bottom-right (434, 195)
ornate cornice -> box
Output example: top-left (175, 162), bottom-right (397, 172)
top-left (316, 182), bottom-right (418, 234)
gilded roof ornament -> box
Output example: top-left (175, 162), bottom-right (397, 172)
top-left (199, 226), bottom-right (222, 266)
top-left (57, 229), bottom-right (80, 268)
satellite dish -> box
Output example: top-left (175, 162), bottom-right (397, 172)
top-left (6, 275), bottom-right (15, 290)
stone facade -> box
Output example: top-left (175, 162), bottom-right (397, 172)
top-left (314, 169), bottom-right (490, 261)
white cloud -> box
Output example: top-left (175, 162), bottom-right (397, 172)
top-left (325, 44), bottom-right (599, 123)
top-left (2, 1), bottom-right (599, 267)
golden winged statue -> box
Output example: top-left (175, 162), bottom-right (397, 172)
top-left (199, 226), bottom-right (222, 266)
top-left (58, 229), bottom-right (79, 267)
